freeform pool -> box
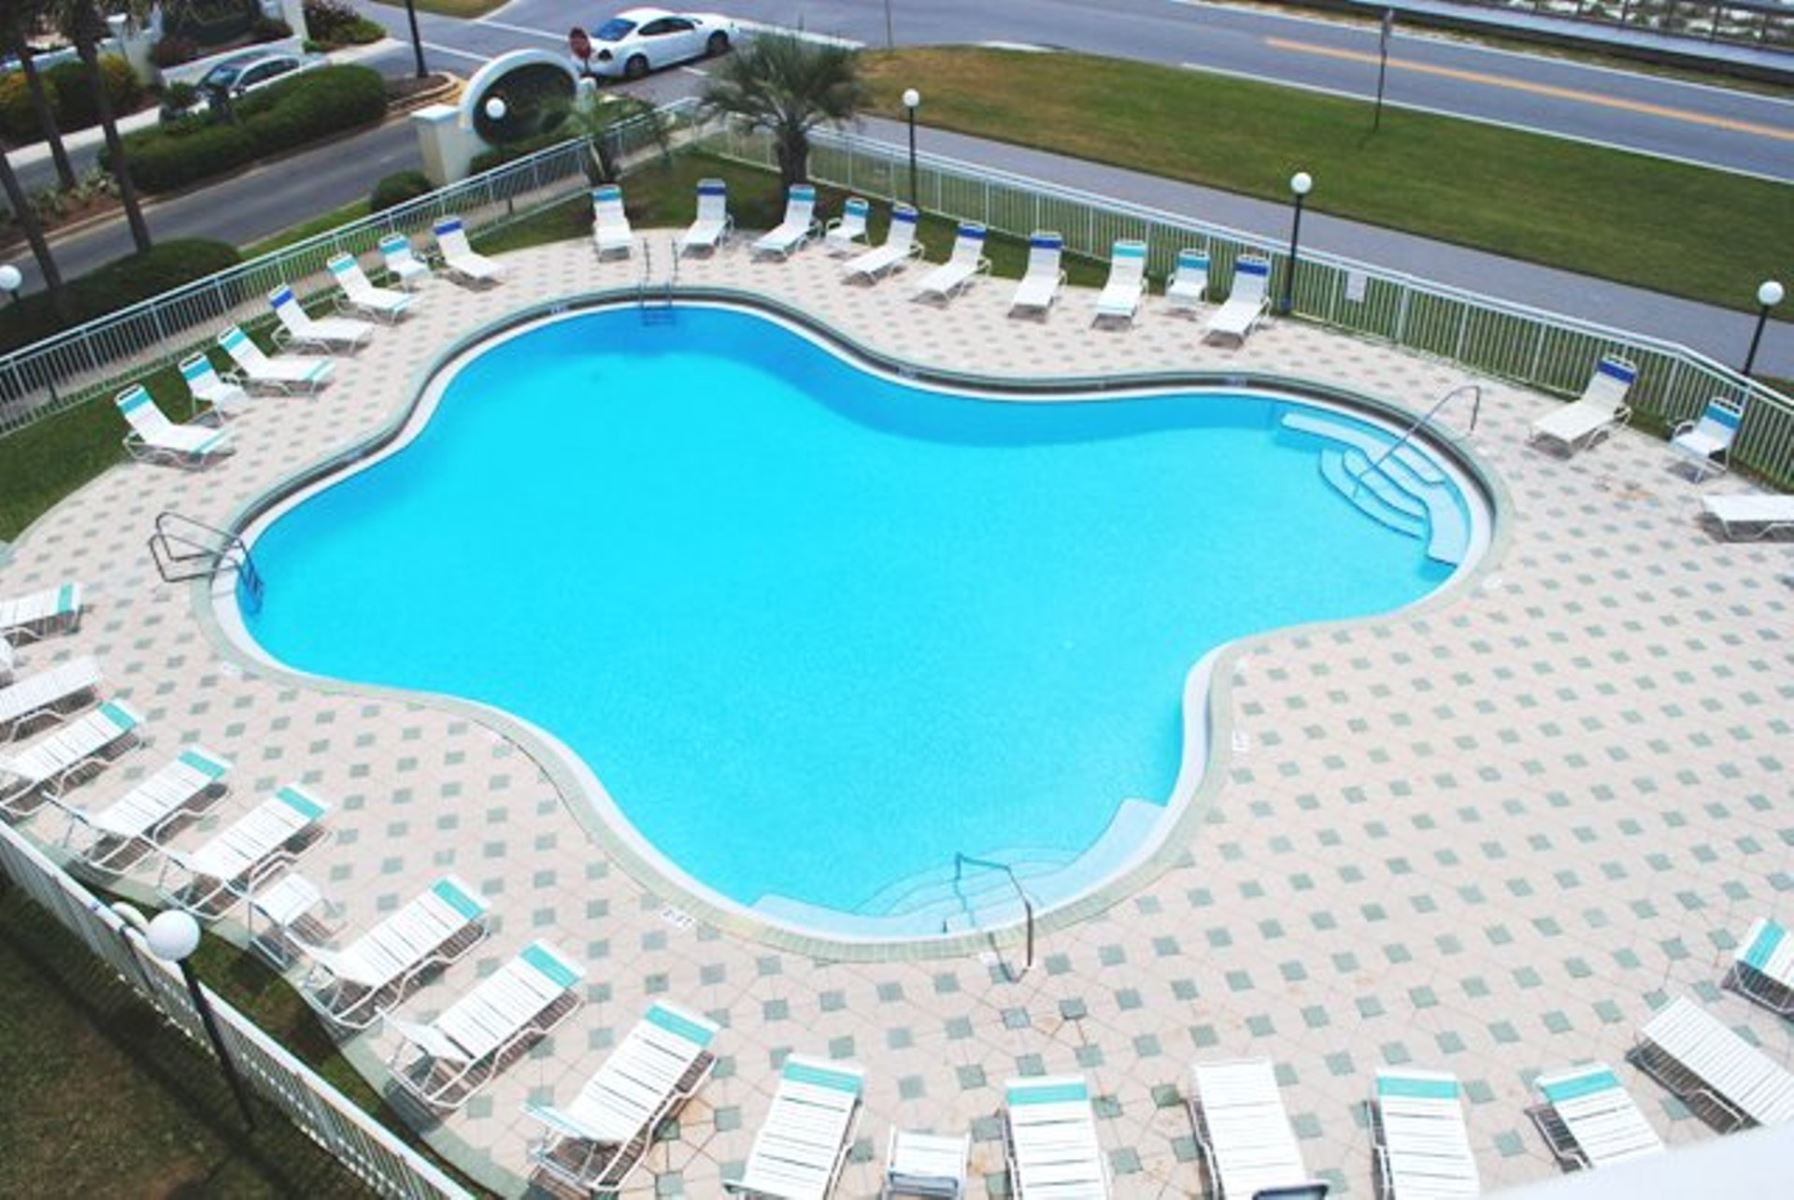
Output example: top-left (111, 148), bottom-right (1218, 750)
top-left (240, 305), bottom-right (1483, 935)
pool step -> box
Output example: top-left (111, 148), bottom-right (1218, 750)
top-left (1319, 448), bottom-right (1427, 540)
top-left (1281, 411), bottom-right (1469, 565)
top-left (855, 848), bottom-right (1076, 920)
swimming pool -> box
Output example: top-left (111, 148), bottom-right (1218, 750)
top-left (240, 304), bottom-right (1485, 936)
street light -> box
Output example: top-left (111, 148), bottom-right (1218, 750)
top-left (1742, 279), bottom-right (1784, 377)
top-left (1281, 170), bottom-right (1312, 315)
top-left (902, 89), bottom-right (921, 208)
top-left (403, 0), bottom-right (428, 80)
top-left (0, 263), bottom-right (20, 303)
top-left (145, 910), bottom-right (257, 1133)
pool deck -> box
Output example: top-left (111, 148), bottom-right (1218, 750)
top-left (4, 232), bottom-right (1792, 1197)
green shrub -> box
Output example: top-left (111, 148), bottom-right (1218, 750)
top-left (46, 56), bottom-right (142, 132)
top-left (252, 17), bottom-right (294, 42)
top-left (0, 70), bottom-right (55, 145)
top-left (0, 239), bottom-right (240, 354)
top-left (303, 0), bottom-right (377, 44)
top-left (370, 169), bottom-right (433, 213)
top-left (468, 126), bottom-right (573, 175)
top-left (151, 35), bottom-right (200, 68)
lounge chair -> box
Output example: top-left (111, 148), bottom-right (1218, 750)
top-left (841, 204), bottom-right (923, 282)
top-left (298, 876), bottom-right (490, 1030)
top-left (1630, 995), bottom-right (1794, 1131)
top-left (0, 582), bottom-right (82, 643)
top-left (1670, 397), bottom-right (1744, 481)
top-left (1163, 248), bottom-right (1210, 316)
top-left (823, 196), bottom-right (870, 256)
top-left (59, 746), bottom-right (230, 873)
top-left (0, 700), bottom-right (141, 815)
top-left (218, 325), bottom-right (335, 394)
top-left (726, 1055), bottom-right (865, 1199)
top-left (270, 285), bottom-right (374, 353)
top-left (526, 1002), bottom-right (720, 1193)
top-left (913, 223), bottom-right (991, 302)
top-left (326, 255), bottom-right (414, 323)
top-left (677, 178), bottom-right (733, 255)
top-left (1371, 1068), bottom-right (1480, 1199)
top-left (1093, 238), bottom-right (1148, 326)
top-left (178, 353), bottom-right (251, 419)
top-left (0, 655), bottom-right (100, 741)
top-left (1190, 1058), bottom-right (1316, 1199)
top-left (592, 184), bottom-right (634, 258)
top-left (1203, 257), bottom-right (1271, 345)
top-left (1528, 1062), bottom-right (1664, 1170)
top-left (884, 1129), bottom-right (970, 1199)
top-left (115, 385), bottom-right (233, 469)
top-left (753, 184), bottom-right (821, 260)
top-left (1724, 916), bottom-right (1794, 1016)
top-left (433, 217), bottom-right (504, 285)
top-left (0, 639), bottom-right (10, 685)
top-left (1009, 231), bottom-right (1066, 317)
top-left (156, 784), bottom-right (330, 915)
top-left (1004, 1074), bottom-right (1109, 1199)
top-left (379, 233), bottom-right (432, 290)
top-left (387, 940), bottom-right (585, 1110)
top-left (1528, 356), bottom-right (1636, 455)
top-left (1702, 493), bottom-right (1794, 540)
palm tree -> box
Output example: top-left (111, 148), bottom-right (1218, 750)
top-left (0, 144), bottom-right (70, 322)
top-left (553, 93), bottom-right (669, 185)
top-left (48, 0), bottom-right (151, 254)
top-left (698, 33), bottom-right (866, 191)
top-left (2, 0), bottom-right (78, 191)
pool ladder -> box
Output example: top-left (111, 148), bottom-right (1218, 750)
top-left (948, 852), bottom-right (1035, 981)
top-left (637, 240), bottom-right (677, 320)
top-left (149, 511), bottom-right (264, 611)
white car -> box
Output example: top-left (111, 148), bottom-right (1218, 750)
top-left (588, 8), bottom-right (735, 80)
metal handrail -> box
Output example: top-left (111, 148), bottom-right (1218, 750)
top-left (1358, 382), bottom-right (1483, 484)
top-left (149, 511), bottom-right (264, 606)
top-left (951, 852), bottom-right (1035, 976)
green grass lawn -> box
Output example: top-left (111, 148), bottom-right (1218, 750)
top-left (239, 198), bottom-right (372, 261)
top-left (859, 48), bottom-right (1794, 313)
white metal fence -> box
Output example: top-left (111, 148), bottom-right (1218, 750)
top-left (710, 123), bottom-right (1794, 488)
top-left (0, 819), bottom-right (474, 1199)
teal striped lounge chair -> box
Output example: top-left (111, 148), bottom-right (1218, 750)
top-left (218, 324), bottom-right (336, 392)
top-left (178, 352), bottom-right (252, 417)
top-left (1371, 1068), bottom-right (1480, 1198)
top-left (156, 784), bottom-right (330, 915)
top-left (1005, 1074), bottom-right (1110, 1199)
top-left (592, 185), bottom-right (634, 258)
top-left (59, 746), bottom-right (231, 873)
top-left (726, 1055), bottom-right (864, 1199)
top-left (1527, 1062), bottom-right (1663, 1170)
top-left (1164, 248), bottom-right (1211, 315)
top-left (0, 699), bottom-right (142, 815)
top-left (325, 254), bottom-right (414, 322)
top-left (0, 655), bottom-right (100, 741)
top-left (1630, 995), bottom-right (1794, 1132)
top-left (822, 196), bottom-right (870, 256)
top-left (379, 233), bottom-right (432, 289)
top-left (1727, 916), bottom-right (1794, 1015)
top-left (1670, 396), bottom-right (1744, 481)
top-left (0, 582), bottom-right (83, 644)
top-left (115, 386), bottom-right (233, 469)
top-left (753, 183), bottom-right (821, 260)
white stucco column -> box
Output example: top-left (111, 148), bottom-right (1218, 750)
top-left (412, 104), bottom-right (482, 186)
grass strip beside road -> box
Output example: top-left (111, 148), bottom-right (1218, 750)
top-left (370, 0), bottom-right (508, 18)
top-left (859, 48), bottom-right (1794, 313)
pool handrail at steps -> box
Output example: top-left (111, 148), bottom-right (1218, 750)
top-left (149, 511), bottom-right (265, 610)
top-left (1353, 382), bottom-right (1482, 493)
top-left (950, 851), bottom-right (1035, 979)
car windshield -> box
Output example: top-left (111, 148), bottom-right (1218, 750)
top-left (594, 18), bottom-right (636, 41)
top-left (202, 64), bottom-right (243, 87)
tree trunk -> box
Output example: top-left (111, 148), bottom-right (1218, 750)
top-left (776, 130), bottom-right (808, 192)
top-left (74, 20), bottom-right (151, 254)
top-left (15, 37), bottom-right (78, 192)
top-left (0, 144), bottom-right (71, 323)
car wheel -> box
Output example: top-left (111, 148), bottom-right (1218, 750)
top-left (707, 31), bottom-right (730, 57)
top-left (624, 54), bottom-right (649, 80)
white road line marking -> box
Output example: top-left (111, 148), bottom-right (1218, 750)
top-left (731, 19), bottom-right (863, 49)
top-left (680, 66), bottom-right (710, 77)
top-left (471, 17), bottom-right (563, 42)
top-left (422, 41), bottom-right (491, 65)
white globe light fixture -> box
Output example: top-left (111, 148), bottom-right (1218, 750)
top-left (484, 95), bottom-right (508, 122)
top-left (146, 908), bottom-right (201, 961)
top-left (1289, 171), bottom-right (1313, 197)
top-left (1743, 279), bottom-right (1784, 376)
top-left (143, 907), bottom-right (258, 1131)
top-left (0, 263), bottom-right (21, 301)
top-left (902, 88), bottom-right (920, 110)
top-left (1759, 280), bottom-right (1786, 309)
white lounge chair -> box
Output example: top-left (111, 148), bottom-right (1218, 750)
top-left (1004, 1075), bottom-right (1109, 1199)
top-left (1203, 257), bottom-right (1271, 345)
top-left (297, 875), bottom-right (490, 1030)
top-left (218, 325), bottom-right (335, 394)
top-left (1702, 493), bottom-right (1794, 540)
top-left (379, 233), bottom-right (432, 290)
top-left (592, 184), bottom-right (634, 258)
top-left (156, 784), bottom-right (330, 915)
top-left (1670, 397), bottom-right (1744, 481)
top-left (1529, 1062), bottom-right (1664, 1170)
top-left (1190, 1058), bottom-right (1315, 1199)
top-left (0, 655), bottom-right (100, 741)
top-left (726, 1055), bottom-right (864, 1199)
top-left (0, 639), bottom-right (10, 685)
top-left (753, 184), bottom-right (821, 260)
top-left (842, 204), bottom-right (923, 282)
top-left (1093, 238), bottom-right (1148, 326)
top-left (526, 1002), bottom-right (720, 1193)
top-left (387, 940), bottom-right (585, 1110)
top-left (1163, 248), bottom-right (1211, 316)
top-left (823, 196), bottom-right (870, 256)
top-left (1631, 995), bottom-right (1794, 1131)
top-left (0, 699), bottom-right (141, 814)
top-left (1528, 356), bottom-right (1636, 455)
top-left (326, 255), bottom-right (414, 323)
top-left (884, 1129), bottom-right (970, 1199)
top-left (178, 353), bottom-right (251, 419)
top-left (433, 217), bottom-right (504, 285)
top-left (1725, 916), bottom-right (1794, 1016)
top-left (913, 223), bottom-right (991, 302)
top-left (1371, 1068), bottom-right (1480, 1199)
top-left (115, 386), bottom-right (233, 469)
top-left (0, 582), bottom-right (82, 643)
top-left (59, 746), bottom-right (230, 873)
top-left (677, 178), bottom-right (733, 255)
top-left (1009, 231), bottom-right (1066, 316)
top-left (270, 285), bottom-right (374, 353)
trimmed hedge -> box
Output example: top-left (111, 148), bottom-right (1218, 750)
top-left (0, 239), bottom-right (241, 354)
top-left (370, 170), bottom-right (433, 213)
top-left (0, 54), bottom-right (140, 145)
top-left (110, 66), bottom-right (386, 193)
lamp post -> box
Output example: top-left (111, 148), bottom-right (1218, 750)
top-left (902, 88), bottom-right (921, 208)
top-left (146, 910), bottom-right (257, 1133)
top-left (1742, 279), bottom-right (1784, 377)
top-left (0, 264), bottom-right (20, 304)
top-left (1281, 170), bottom-right (1313, 315)
top-left (403, 0), bottom-right (428, 79)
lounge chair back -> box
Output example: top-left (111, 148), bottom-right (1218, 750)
top-left (695, 179), bottom-right (728, 225)
top-left (1174, 248), bottom-right (1211, 284)
top-left (886, 204), bottom-right (919, 250)
top-left (1373, 1069), bottom-right (1479, 1199)
top-left (326, 254), bottom-right (377, 300)
top-left (1533, 1062), bottom-right (1663, 1168)
top-left (948, 223), bottom-right (987, 267)
top-left (379, 233), bottom-right (417, 265)
top-left (0, 583), bottom-right (82, 641)
top-left (268, 285), bottom-right (315, 335)
top-left (1024, 231), bottom-right (1064, 280)
top-left (593, 184), bottom-right (628, 229)
top-left (1637, 995), bottom-right (1794, 1127)
top-left (1, 700), bottom-right (140, 792)
top-left (1229, 256), bottom-right (1272, 304)
top-left (1192, 1058), bottom-right (1307, 1199)
top-left (835, 196), bottom-right (869, 236)
top-left (114, 385), bottom-right (175, 440)
top-left (1689, 396), bottom-right (1744, 451)
top-left (1006, 1075), bottom-right (1108, 1198)
top-left (218, 325), bottom-right (272, 372)
top-left (728, 1055), bottom-right (864, 1197)
top-left (437, 941), bottom-right (583, 1061)
top-left (432, 217), bottom-right (475, 257)
top-left (781, 183), bottom-right (816, 227)
top-left (1582, 355), bottom-right (1638, 408)
top-left (1107, 239), bottom-right (1147, 286)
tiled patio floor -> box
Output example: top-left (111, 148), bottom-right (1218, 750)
top-left (4, 233), bottom-right (1791, 1197)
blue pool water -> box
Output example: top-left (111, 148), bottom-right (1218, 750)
top-left (244, 306), bottom-right (1458, 919)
